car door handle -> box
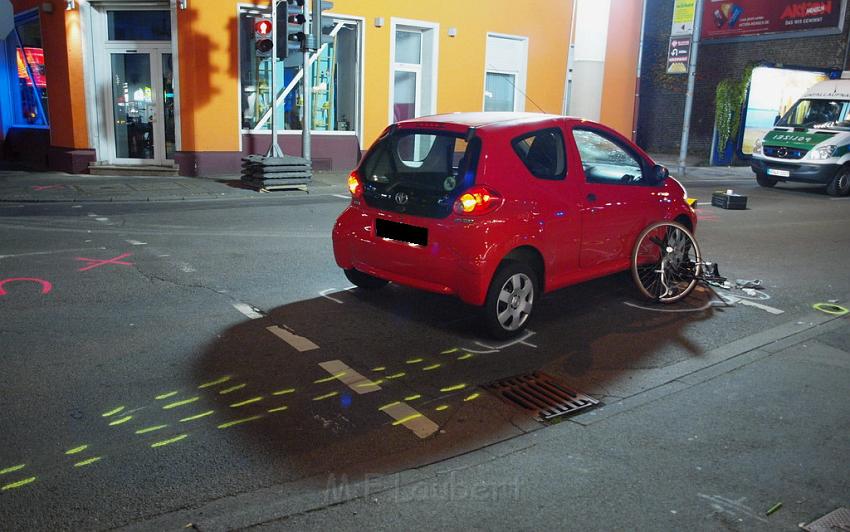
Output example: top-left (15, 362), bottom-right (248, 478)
top-left (587, 193), bottom-right (597, 202)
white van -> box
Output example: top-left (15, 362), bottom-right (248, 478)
top-left (751, 73), bottom-right (850, 196)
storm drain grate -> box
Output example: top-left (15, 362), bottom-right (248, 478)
top-left (802, 507), bottom-right (850, 532)
top-left (483, 372), bottom-right (599, 421)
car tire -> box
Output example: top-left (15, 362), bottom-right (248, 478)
top-left (481, 261), bottom-right (537, 340)
top-left (755, 173), bottom-right (777, 188)
top-left (344, 268), bottom-right (389, 290)
top-left (826, 167), bottom-right (850, 196)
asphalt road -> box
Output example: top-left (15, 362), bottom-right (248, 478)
top-left (0, 178), bottom-right (848, 530)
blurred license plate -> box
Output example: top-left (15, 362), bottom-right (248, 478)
top-left (767, 168), bottom-right (790, 177)
top-left (375, 218), bottom-right (427, 246)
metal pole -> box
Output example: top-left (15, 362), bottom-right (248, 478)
top-left (267, 0), bottom-right (283, 157)
top-left (677, 0), bottom-right (703, 177)
top-left (301, 0), bottom-right (311, 161)
top-left (632, 0), bottom-right (649, 142)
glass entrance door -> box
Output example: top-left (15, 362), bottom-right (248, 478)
top-left (109, 50), bottom-right (174, 164)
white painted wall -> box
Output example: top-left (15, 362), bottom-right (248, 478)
top-left (568, 0), bottom-right (611, 121)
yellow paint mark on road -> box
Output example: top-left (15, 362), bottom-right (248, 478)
top-left (391, 413), bottom-right (423, 426)
top-left (440, 383), bottom-right (467, 393)
top-left (155, 391), bottom-right (179, 400)
top-left (422, 363), bottom-right (441, 371)
top-left (162, 397), bottom-right (199, 410)
top-left (1, 477), bottom-right (36, 491)
top-left (135, 425), bottom-right (168, 435)
top-left (435, 405), bottom-right (449, 411)
top-left (108, 415), bottom-right (133, 426)
top-left (230, 397), bottom-right (263, 408)
top-left (314, 372), bottom-right (346, 384)
top-left (267, 405), bottom-right (289, 413)
top-left (457, 353), bottom-right (474, 360)
top-left (65, 446), bottom-right (88, 455)
top-left (379, 401), bottom-right (401, 411)
top-left (217, 415), bottom-right (263, 429)
top-left (360, 379), bottom-right (384, 387)
top-left (219, 384), bottom-right (247, 395)
top-left (198, 375), bottom-right (231, 389)
top-left (371, 366), bottom-right (386, 372)
top-left (150, 434), bottom-right (188, 448)
top-left (406, 358), bottom-right (424, 364)
top-left (813, 302), bottom-right (850, 316)
top-left (312, 391), bottom-right (339, 401)
top-left (386, 372), bottom-right (406, 379)
top-left (73, 457), bottom-right (102, 468)
top-left (101, 406), bottom-right (125, 417)
top-left (464, 393), bottom-right (481, 402)
top-left (0, 464), bottom-right (25, 475)
top-left (179, 410), bottom-right (215, 422)
top-left (440, 348), bottom-right (459, 354)
top-left (272, 388), bottom-right (295, 396)
top-left (404, 394), bottom-right (422, 401)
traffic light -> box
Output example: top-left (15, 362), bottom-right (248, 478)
top-left (279, 0), bottom-right (306, 59)
top-left (254, 18), bottom-right (273, 58)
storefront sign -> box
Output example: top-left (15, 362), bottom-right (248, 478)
top-left (671, 0), bottom-right (697, 36)
top-left (701, 0), bottom-right (846, 40)
top-left (667, 36), bottom-right (691, 74)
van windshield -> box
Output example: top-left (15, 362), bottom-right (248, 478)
top-left (776, 98), bottom-right (850, 130)
top-left (359, 129), bottom-right (479, 218)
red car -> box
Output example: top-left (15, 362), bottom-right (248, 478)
top-left (333, 113), bottom-right (697, 338)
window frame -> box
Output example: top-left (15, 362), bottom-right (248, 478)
top-left (483, 70), bottom-right (518, 112)
top-left (388, 18), bottom-right (439, 125)
top-left (510, 127), bottom-right (568, 181)
top-left (571, 126), bottom-right (653, 186)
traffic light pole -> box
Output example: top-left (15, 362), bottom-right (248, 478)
top-left (267, 0), bottom-right (284, 157)
top-left (677, 0), bottom-right (703, 177)
top-left (301, 0), bottom-right (312, 162)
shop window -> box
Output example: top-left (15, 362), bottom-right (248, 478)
top-left (239, 7), bottom-right (361, 134)
top-left (5, 13), bottom-right (48, 127)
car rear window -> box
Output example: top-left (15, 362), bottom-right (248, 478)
top-left (359, 129), bottom-right (480, 218)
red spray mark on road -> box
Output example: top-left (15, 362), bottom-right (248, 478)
top-left (75, 253), bottom-right (133, 272)
top-left (694, 209), bottom-right (720, 222)
top-left (31, 185), bottom-right (65, 191)
top-left (0, 277), bottom-right (53, 296)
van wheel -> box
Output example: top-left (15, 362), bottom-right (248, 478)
top-left (826, 167), bottom-right (850, 196)
top-left (481, 261), bottom-right (537, 340)
top-left (756, 173), bottom-right (777, 188)
top-left (344, 269), bottom-right (388, 290)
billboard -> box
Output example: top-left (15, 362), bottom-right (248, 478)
top-left (701, 1), bottom-right (845, 41)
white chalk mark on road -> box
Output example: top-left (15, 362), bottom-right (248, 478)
top-left (319, 360), bottom-right (381, 394)
top-left (721, 294), bottom-right (784, 315)
top-left (0, 247), bottom-right (105, 260)
top-left (233, 303), bottom-right (263, 320)
top-left (267, 325), bottom-right (319, 352)
top-left (125, 240), bottom-right (148, 246)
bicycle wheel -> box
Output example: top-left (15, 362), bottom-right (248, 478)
top-left (631, 221), bottom-right (701, 303)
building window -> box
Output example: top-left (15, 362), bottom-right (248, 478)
top-left (5, 12), bottom-right (48, 127)
top-left (484, 34), bottom-right (527, 113)
top-left (107, 10), bottom-right (171, 41)
top-left (390, 20), bottom-right (438, 124)
top-left (239, 7), bottom-right (361, 134)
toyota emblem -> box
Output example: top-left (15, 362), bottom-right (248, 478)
top-left (777, 147), bottom-right (788, 158)
top-left (395, 192), bottom-right (409, 205)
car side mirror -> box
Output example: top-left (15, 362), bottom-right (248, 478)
top-left (773, 115), bottom-right (781, 126)
top-left (653, 164), bottom-right (669, 184)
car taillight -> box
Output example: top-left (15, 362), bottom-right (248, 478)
top-left (453, 186), bottom-right (503, 215)
top-left (347, 172), bottom-right (363, 198)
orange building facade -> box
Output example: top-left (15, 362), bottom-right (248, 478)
top-left (1, 0), bottom-right (644, 175)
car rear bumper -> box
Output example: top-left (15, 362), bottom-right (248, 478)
top-left (750, 158), bottom-right (839, 184)
top-left (332, 206), bottom-right (494, 306)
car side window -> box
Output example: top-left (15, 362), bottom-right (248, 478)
top-left (573, 128), bottom-right (645, 185)
top-left (511, 128), bottom-right (567, 180)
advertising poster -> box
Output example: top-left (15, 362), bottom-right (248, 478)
top-left (702, 0), bottom-right (845, 40)
top-left (671, 0), bottom-right (697, 36)
top-left (740, 66), bottom-right (828, 154)
top-left (667, 37), bottom-right (692, 74)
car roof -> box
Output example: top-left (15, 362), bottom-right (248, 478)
top-left (397, 112), bottom-right (594, 131)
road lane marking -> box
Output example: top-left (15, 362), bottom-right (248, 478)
top-left (135, 425), bottom-right (168, 435)
top-left (219, 384), bottom-right (246, 395)
top-left (162, 397), bottom-right (199, 409)
top-left (198, 376), bottom-right (231, 389)
top-left (380, 402), bottom-right (438, 439)
top-left (73, 457), bottom-right (102, 468)
top-left (318, 360), bottom-right (381, 394)
top-left (267, 325), bottom-right (319, 351)
top-left (0, 464), bottom-right (25, 475)
top-left (179, 411), bottom-right (215, 422)
top-left (232, 303), bottom-right (263, 320)
top-left (1, 477), bottom-right (36, 491)
top-left (150, 434), bottom-right (188, 448)
top-left (218, 415), bottom-right (263, 429)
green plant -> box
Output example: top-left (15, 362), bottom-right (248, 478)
top-left (714, 65), bottom-right (754, 149)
